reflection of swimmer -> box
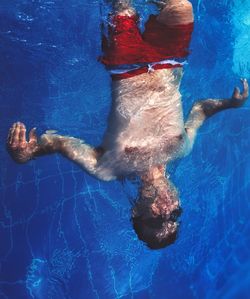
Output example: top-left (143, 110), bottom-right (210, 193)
top-left (7, 0), bottom-right (248, 249)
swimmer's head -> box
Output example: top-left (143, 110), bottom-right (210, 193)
top-left (131, 168), bottom-right (181, 249)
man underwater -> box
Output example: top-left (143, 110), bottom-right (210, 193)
top-left (7, 0), bottom-right (248, 249)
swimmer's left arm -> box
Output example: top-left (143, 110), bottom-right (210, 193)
top-left (196, 78), bottom-right (248, 118)
top-left (184, 79), bottom-right (248, 152)
top-left (185, 79), bottom-right (248, 134)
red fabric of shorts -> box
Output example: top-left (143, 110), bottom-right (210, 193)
top-left (101, 14), bottom-right (194, 67)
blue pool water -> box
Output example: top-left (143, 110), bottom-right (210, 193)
top-left (0, 1), bottom-right (250, 298)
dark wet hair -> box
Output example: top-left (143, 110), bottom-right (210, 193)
top-left (131, 179), bottom-right (182, 249)
top-left (132, 207), bottom-right (182, 249)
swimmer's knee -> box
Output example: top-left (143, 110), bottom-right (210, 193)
top-left (157, 0), bottom-right (194, 26)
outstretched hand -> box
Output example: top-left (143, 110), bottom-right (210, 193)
top-left (7, 122), bottom-right (38, 163)
top-left (231, 78), bottom-right (249, 107)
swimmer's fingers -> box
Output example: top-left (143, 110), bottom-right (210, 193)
top-left (7, 122), bottom-right (38, 163)
top-left (7, 123), bottom-right (17, 146)
top-left (231, 79), bottom-right (249, 107)
top-left (241, 78), bottom-right (249, 99)
top-left (19, 123), bottom-right (27, 149)
top-left (28, 128), bottom-right (38, 146)
top-left (8, 122), bottom-right (21, 149)
top-left (232, 87), bottom-right (240, 99)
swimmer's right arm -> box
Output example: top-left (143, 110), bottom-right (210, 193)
top-left (7, 122), bottom-right (105, 179)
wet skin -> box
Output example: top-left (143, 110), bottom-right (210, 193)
top-left (6, 0), bottom-right (250, 248)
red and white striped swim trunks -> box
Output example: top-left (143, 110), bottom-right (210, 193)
top-left (101, 14), bottom-right (194, 80)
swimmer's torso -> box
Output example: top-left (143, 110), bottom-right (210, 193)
top-left (97, 68), bottom-right (188, 179)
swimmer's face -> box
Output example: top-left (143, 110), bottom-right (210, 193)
top-left (131, 177), bottom-right (181, 249)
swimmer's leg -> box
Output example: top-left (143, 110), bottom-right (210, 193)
top-left (7, 123), bottom-right (105, 179)
top-left (184, 79), bottom-right (248, 152)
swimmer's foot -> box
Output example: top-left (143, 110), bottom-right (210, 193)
top-left (7, 122), bottom-right (39, 163)
top-left (231, 78), bottom-right (249, 108)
